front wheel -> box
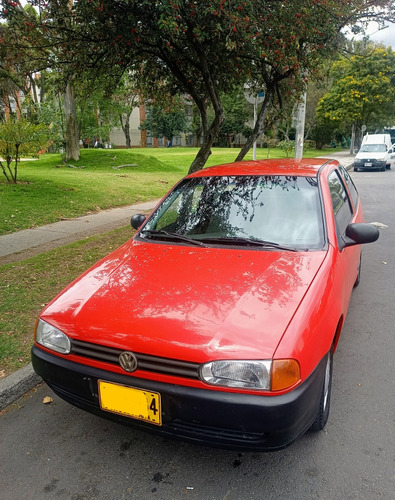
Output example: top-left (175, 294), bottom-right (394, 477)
top-left (310, 351), bottom-right (333, 431)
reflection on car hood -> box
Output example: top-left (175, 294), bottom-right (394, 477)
top-left (41, 240), bottom-right (327, 361)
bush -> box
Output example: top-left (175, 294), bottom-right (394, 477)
top-left (0, 119), bottom-right (51, 183)
top-left (277, 140), bottom-right (295, 157)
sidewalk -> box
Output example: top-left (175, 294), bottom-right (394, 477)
top-left (0, 151), bottom-right (355, 410)
top-left (0, 199), bottom-right (161, 265)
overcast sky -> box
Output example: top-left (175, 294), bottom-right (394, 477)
top-left (363, 21), bottom-right (395, 48)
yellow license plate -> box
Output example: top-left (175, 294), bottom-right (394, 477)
top-left (98, 380), bottom-right (161, 426)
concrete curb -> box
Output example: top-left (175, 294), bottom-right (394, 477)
top-left (0, 363), bottom-right (42, 411)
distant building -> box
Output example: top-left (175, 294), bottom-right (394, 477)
top-left (109, 100), bottom-right (196, 148)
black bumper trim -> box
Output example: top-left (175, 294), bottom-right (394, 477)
top-left (32, 345), bottom-right (327, 451)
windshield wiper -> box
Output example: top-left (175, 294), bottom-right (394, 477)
top-left (201, 236), bottom-right (298, 251)
top-left (140, 229), bottom-right (207, 247)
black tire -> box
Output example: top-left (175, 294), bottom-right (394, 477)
top-left (354, 167), bottom-right (358, 172)
top-left (310, 350), bottom-right (333, 431)
top-left (354, 255), bottom-right (362, 288)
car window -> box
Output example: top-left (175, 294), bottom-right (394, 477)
top-left (338, 164), bottom-right (359, 209)
top-left (144, 175), bottom-right (325, 249)
top-left (328, 170), bottom-right (353, 235)
top-left (360, 144), bottom-right (387, 153)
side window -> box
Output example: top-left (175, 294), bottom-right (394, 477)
top-left (339, 164), bottom-right (359, 209)
top-left (328, 170), bottom-right (353, 235)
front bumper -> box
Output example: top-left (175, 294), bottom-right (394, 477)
top-left (354, 160), bottom-right (386, 170)
top-left (32, 345), bottom-right (326, 451)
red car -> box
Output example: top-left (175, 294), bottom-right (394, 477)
top-left (32, 159), bottom-right (379, 451)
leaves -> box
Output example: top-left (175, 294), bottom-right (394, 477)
top-left (316, 46), bottom-right (395, 130)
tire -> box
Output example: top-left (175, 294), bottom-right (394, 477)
top-left (354, 255), bottom-right (361, 288)
top-left (310, 350), bottom-right (333, 431)
top-left (354, 167), bottom-right (358, 172)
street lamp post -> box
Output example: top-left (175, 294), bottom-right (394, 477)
top-left (244, 86), bottom-right (265, 160)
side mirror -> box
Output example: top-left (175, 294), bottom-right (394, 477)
top-left (131, 214), bottom-right (146, 230)
top-left (341, 223), bottom-right (380, 249)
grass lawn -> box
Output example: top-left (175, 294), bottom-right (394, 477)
top-left (0, 146), bottom-right (341, 235)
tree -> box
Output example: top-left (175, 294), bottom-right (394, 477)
top-left (316, 45), bottom-right (395, 151)
top-left (2, 1), bottom-right (394, 171)
top-left (215, 89), bottom-right (252, 147)
top-left (111, 75), bottom-right (140, 148)
top-left (0, 118), bottom-right (50, 183)
top-left (0, 3), bottom-right (42, 120)
top-left (140, 97), bottom-right (188, 144)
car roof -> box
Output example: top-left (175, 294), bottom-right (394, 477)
top-left (188, 158), bottom-right (337, 178)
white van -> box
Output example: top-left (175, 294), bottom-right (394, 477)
top-left (354, 133), bottom-right (395, 171)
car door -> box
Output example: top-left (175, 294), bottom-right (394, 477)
top-left (327, 168), bottom-right (360, 307)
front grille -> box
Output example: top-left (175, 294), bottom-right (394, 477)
top-left (71, 339), bottom-right (200, 379)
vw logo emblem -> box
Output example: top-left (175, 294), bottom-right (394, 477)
top-left (119, 351), bottom-right (138, 372)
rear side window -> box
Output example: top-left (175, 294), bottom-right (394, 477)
top-left (328, 170), bottom-right (353, 235)
top-left (339, 165), bottom-right (359, 209)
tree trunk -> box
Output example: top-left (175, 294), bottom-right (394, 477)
top-left (64, 81), bottom-right (80, 161)
top-left (188, 107), bottom-right (224, 174)
top-left (120, 112), bottom-right (132, 148)
top-left (350, 123), bottom-right (356, 154)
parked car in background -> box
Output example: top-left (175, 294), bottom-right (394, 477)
top-left (354, 133), bottom-right (394, 171)
top-left (32, 158), bottom-right (379, 451)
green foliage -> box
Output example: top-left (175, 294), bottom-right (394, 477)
top-left (316, 46), bottom-right (395, 132)
top-left (140, 98), bottom-right (188, 141)
top-left (277, 140), bottom-right (295, 157)
top-left (215, 89), bottom-right (252, 146)
top-left (0, 119), bottom-right (51, 183)
top-left (310, 124), bottom-right (335, 150)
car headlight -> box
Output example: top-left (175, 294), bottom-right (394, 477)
top-left (200, 359), bottom-right (300, 391)
top-left (35, 319), bottom-right (71, 354)
top-left (354, 159), bottom-right (362, 163)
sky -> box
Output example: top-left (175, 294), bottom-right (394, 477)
top-left (361, 21), bottom-right (395, 48)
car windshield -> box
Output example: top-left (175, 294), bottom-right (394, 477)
top-left (360, 144), bottom-right (387, 153)
top-left (141, 175), bottom-right (325, 250)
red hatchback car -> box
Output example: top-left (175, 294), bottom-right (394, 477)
top-left (32, 159), bottom-right (379, 451)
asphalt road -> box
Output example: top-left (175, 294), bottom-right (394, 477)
top-left (1, 168), bottom-right (394, 500)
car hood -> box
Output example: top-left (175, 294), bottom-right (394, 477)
top-left (41, 240), bottom-right (327, 362)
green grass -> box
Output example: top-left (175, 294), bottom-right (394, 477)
top-left (0, 225), bottom-right (134, 376)
top-left (0, 146), bottom-right (341, 235)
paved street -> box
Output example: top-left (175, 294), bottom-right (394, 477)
top-left (1, 166), bottom-right (394, 500)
